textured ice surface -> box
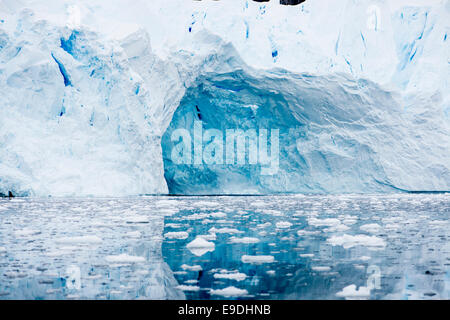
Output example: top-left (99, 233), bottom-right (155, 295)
top-left (2, 194), bottom-right (446, 300)
top-left (0, 0), bottom-right (449, 195)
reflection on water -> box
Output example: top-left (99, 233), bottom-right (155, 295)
top-left (0, 194), bottom-right (449, 299)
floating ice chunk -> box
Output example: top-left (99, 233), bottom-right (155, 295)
top-left (263, 210), bottom-right (283, 216)
top-left (213, 272), bottom-right (247, 281)
top-left (327, 234), bottom-right (386, 250)
top-left (210, 211), bottom-right (227, 218)
top-left (181, 264), bottom-right (202, 272)
top-left (186, 237), bottom-right (215, 256)
top-left (266, 270), bottom-right (276, 276)
top-left (297, 230), bottom-right (321, 236)
top-left (0, 247), bottom-right (6, 253)
top-left (312, 266), bottom-right (332, 272)
top-left (275, 221), bottom-right (292, 229)
top-left (359, 256), bottom-right (371, 261)
top-left (55, 235), bottom-right (102, 244)
top-left (105, 254), bottom-right (146, 263)
top-left (257, 222), bottom-right (271, 228)
top-left (125, 231), bottom-right (142, 238)
top-left (299, 253), bottom-right (314, 258)
top-left (164, 231), bottom-right (189, 240)
top-left (336, 285), bottom-right (371, 299)
top-left (184, 280), bottom-right (198, 284)
top-left (196, 201), bottom-right (219, 207)
top-left (166, 223), bottom-right (183, 229)
top-left (210, 286), bottom-right (248, 297)
top-left (184, 213), bottom-right (209, 220)
top-left (209, 227), bottom-right (243, 234)
top-left (241, 255), bottom-right (275, 264)
top-left (229, 237), bottom-right (260, 244)
top-left (14, 229), bottom-right (40, 237)
top-left (360, 223), bottom-right (382, 234)
top-left (308, 218), bottom-right (341, 227)
top-left (176, 285), bottom-right (200, 292)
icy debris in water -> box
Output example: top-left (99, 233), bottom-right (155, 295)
top-left (186, 237), bottom-right (215, 256)
top-left (209, 227), bottom-right (243, 234)
top-left (266, 270), bottom-right (276, 276)
top-left (336, 285), bottom-right (371, 299)
top-left (327, 234), bottom-right (386, 250)
top-left (213, 272), bottom-right (247, 281)
top-left (105, 254), bottom-right (145, 263)
top-left (164, 231), bottom-right (189, 240)
top-left (210, 286), bottom-right (248, 297)
top-left (176, 285), bottom-right (200, 291)
top-left (55, 235), bottom-right (102, 244)
top-left (181, 264), bottom-right (202, 271)
top-left (360, 223), bottom-right (382, 233)
top-left (229, 237), bottom-right (259, 244)
top-left (275, 221), bottom-right (292, 229)
top-left (241, 255), bottom-right (275, 264)
top-left (299, 253), bottom-right (314, 258)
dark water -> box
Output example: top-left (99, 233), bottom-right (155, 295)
top-left (0, 194), bottom-right (449, 299)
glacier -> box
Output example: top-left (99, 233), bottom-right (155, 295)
top-left (0, 0), bottom-right (449, 196)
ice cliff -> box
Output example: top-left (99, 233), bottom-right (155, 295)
top-left (0, 0), bottom-right (449, 196)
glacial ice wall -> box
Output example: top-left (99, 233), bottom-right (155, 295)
top-left (0, 0), bottom-right (449, 196)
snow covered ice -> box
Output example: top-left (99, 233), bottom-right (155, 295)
top-left (0, 0), bottom-right (449, 196)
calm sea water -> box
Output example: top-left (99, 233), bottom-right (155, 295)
top-left (0, 194), bottom-right (448, 300)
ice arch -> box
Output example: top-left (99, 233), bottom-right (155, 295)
top-left (161, 67), bottom-right (406, 195)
